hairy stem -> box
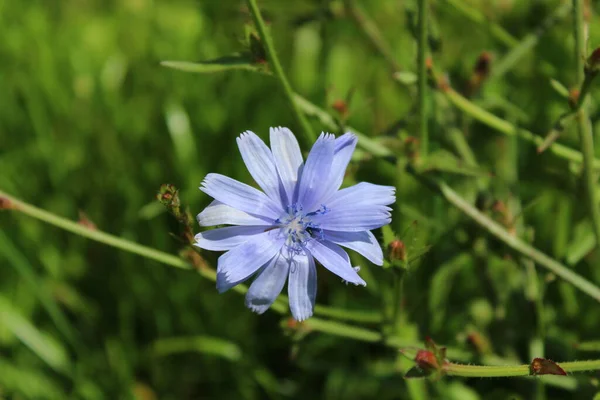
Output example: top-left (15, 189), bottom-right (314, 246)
top-left (417, 0), bottom-right (429, 159)
top-left (246, 0), bottom-right (316, 145)
top-left (405, 167), bottom-right (600, 303)
top-left (441, 87), bottom-right (600, 168)
top-left (0, 190), bottom-right (382, 325)
top-left (444, 0), bottom-right (518, 48)
top-left (445, 359), bottom-right (600, 377)
top-left (572, 0), bottom-right (600, 248)
top-left (344, 0), bottom-right (400, 72)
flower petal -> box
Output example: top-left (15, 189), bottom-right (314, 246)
top-left (321, 133), bottom-right (357, 201)
top-left (245, 251), bottom-right (290, 314)
top-left (237, 131), bottom-right (285, 204)
top-left (297, 133), bottom-right (335, 212)
top-left (195, 226), bottom-right (268, 251)
top-left (270, 127), bottom-right (303, 205)
top-left (323, 230), bottom-right (383, 265)
top-left (197, 200), bottom-right (273, 227)
top-left (311, 205), bottom-right (392, 231)
top-left (307, 240), bottom-right (366, 286)
top-left (216, 230), bottom-right (284, 293)
top-left (200, 173), bottom-right (282, 220)
top-left (326, 182), bottom-right (396, 208)
top-left (288, 251), bottom-right (317, 321)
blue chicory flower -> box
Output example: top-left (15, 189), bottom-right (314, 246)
top-left (195, 127), bottom-right (395, 321)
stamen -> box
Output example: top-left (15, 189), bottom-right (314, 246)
top-left (276, 203), bottom-right (329, 253)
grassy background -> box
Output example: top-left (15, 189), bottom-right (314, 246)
top-left (2, 0), bottom-right (600, 398)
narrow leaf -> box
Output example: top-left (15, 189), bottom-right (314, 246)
top-left (0, 295), bottom-right (70, 374)
top-left (152, 336), bottom-right (242, 362)
top-left (161, 55), bottom-right (263, 74)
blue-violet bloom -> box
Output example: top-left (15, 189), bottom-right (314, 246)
top-left (195, 128), bottom-right (395, 321)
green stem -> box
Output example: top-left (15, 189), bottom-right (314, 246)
top-left (303, 317), bottom-right (382, 343)
top-left (0, 191), bottom-right (192, 271)
top-left (572, 0), bottom-right (600, 249)
top-left (442, 87), bottom-right (600, 168)
top-left (3, 190), bottom-right (544, 368)
top-left (575, 340), bottom-right (600, 351)
top-left (292, 93), bottom-right (392, 157)
top-left (561, 359), bottom-right (600, 371)
top-left (573, 0), bottom-right (585, 84)
top-left (246, 0), bottom-right (316, 145)
top-left (445, 359), bottom-right (600, 377)
top-left (344, 0), bottom-right (400, 72)
top-left (417, 0), bottom-right (428, 159)
top-left (161, 60), bottom-right (393, 157)
top-left (445, 363), bottom-right (529, 377)
top-left (0, 190), bottom-right (383, 325)
top-left (313, 305), bottom-right (382, 324)
top-left (490, 2), bottom-right (571, 81)
top-left (405, 167), bottom-right (600, 303)
top-left (444, 0), bottom-right (518, 48)
top-left (391, 269), bottom-right (404, 333)
top-left (8, 186), bottom-right (600, 376)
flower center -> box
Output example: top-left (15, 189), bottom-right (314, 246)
top-left (276, 204), bottom-right (328, 253)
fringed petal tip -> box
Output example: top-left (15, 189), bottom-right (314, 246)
top-left (245, 301), bottom-right (271, 315)
top-left (291, 309), bottom-right (314, 322)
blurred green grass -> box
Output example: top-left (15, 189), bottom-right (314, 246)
top-left (2, 0), bottom-right (600, 398)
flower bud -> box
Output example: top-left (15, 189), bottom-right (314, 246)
top-left (388, 239), bottom-right (406, 263)
top-left (586, 47), bottom-right (600, 74)
top-left (415, 350), bottom-right (439, 371)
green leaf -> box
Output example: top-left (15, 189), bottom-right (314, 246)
top-left (0, 295), bottom-right (71, 374)
top-left (0, 230), bottom-right (77, 346)
top-left (381, 225), bottom-right (396, 248)
top-left (418, 150), bottom-right (491, 177)
top-left (575, 340), bottom-right (600, 352)
top-left (160, 55), bottom-right (264, 74)
top-left (393, 71), bottom-right (418, 85)
top-left (429, 253), bottom-right (471, 331)
top-left (0, 357), bottom-right (65, 399)
top-left (566, 220), bottom-right (595, 266)
top-left (550, 78), bottom-right (570, 98)
top-left (152, 335), bottom-right (242, 362)
top-left (164, 101), bottom-right (197, 170)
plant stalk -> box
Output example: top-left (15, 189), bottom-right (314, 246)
top-left (246, 0), bottom-right (316, 145)
top-left (572, 0), bottom-right (600, 248)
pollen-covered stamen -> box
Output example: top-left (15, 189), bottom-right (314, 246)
top-left (277, 203), bottom-right (328, 252)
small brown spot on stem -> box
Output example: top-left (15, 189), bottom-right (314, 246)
top-left (78, 211), bottom-right (97, 230)
top-left (0, 196), bottom-right (14, 210)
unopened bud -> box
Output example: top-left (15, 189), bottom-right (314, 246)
top-left (568, 89), bottom-right (580, 109)
top-left (157, 184), bottom-right (181, 209)
top-left (473, 52), bottom-right (492, 78)
top-left (466, 51), bottom-right (493, 96)
top-left (415, 350), bottom-right (439, 371)
top-left (425, 57), bottom-right (433, 70)
top-left (388, 239), bottom-right (406, 262)
top-left (331, 99), bottom-right (348, 117)
top-left (586, 47), bottom-right (600, 73)
top-left (249, 33), bottom-right (267, 64)
top-left (403, 137), bottom-right (420, 160)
